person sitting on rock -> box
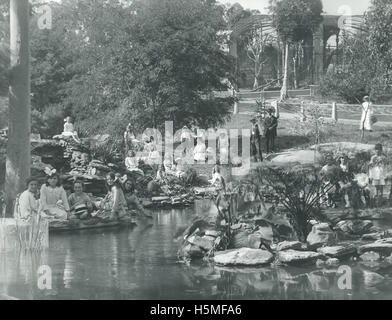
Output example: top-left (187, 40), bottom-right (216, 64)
top-left (193, 137), bottom-right (207, 163)
top-left (39, 169), bottom-right (70, 220)
top-left (337, 154), bottom-right (355, 208)
top-left (319, 155), bottom-right (340, 208)
top-left (55, 116), bottom-right (81, 143)
top-left (124, 123), bottom-right (137, 155)
top-left (125, 150), bottom-right (144, 176)
top-left (209, 165), bottom-right (225, 191)
top-left (122, 177), bottom-right (152, 219)
top-left (68, 180), bottom-right (94, 220)
top-left (156, 164), bottom-right (167, 184)
top-left (15, 177), bottom-right (40, 220)
top-left (97, 172), bottom-right (128, 221)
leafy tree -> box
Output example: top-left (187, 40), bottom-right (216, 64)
top-left (29, 0), bottom-right (235, 137)
top-left (319, 0), bottom-right (392, 104)
top-left (269, 0), bottom-right (323, 100)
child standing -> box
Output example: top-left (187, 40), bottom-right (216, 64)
top-left (369, 143), bottom-right (387, 206)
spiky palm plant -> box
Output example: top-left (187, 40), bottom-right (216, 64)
top-left (245, 163), bottom-right (340, 242)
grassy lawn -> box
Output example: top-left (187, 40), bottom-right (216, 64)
top-left (224, 113), bottom-right (392, 152)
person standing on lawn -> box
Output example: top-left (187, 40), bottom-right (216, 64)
top-left (250, 119), bottom-right (263, 162)
top-left (264, 108), bottom-right (278, 154)
top-left (360, 96), bottom-right (373, 132)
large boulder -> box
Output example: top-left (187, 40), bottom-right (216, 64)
top-left (269, 150), bottom-right (322, 165)
top-left (335, 220), bottom-right (373, 235)
top-left (213, 248), bottom-right (274, 266)
top-left (306, 223), bottom-right (336, 249)
top-left (317, 245), bottom-right (357, 259)
top-left (358, 242), bottom-right (392, 256)
top-left (360, 251), bottom-right (381, 262)
top-left (186, 235), bottom-right (214, 252)
top-left (231, 224), bottom-right (273, 249)
top-left (277, 250), bottom-right (323, 266)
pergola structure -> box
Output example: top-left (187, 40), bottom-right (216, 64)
top-left (228, 14), bottom-right (365, 86)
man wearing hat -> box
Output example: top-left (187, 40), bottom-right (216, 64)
top-left (264, 108), bottom-right (278, 154)
top-left (250, 118), bottom-right (263, 162)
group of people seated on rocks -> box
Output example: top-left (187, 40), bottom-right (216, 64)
top-left (15, 169), bottom-right (152, 222)
top-left (319, 143), bottom-right (391, 209)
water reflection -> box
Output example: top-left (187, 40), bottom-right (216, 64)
top-left (0, 205), bottom-right (392, 299)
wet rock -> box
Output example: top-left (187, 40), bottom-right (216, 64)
top-left (203, 235), bottom-right (216, 242)
top-left (360, 251), bottom-right (381, 262)
top-left (358, 242), bottom-right (392, 256)
top-left (363, 270), bottom-right (384, 287)
top-left (317, 245), bottom-right (357, 259)
top-left (385, 254), bottom-right (392, 264)
top-left (179, 243), bottom-right (204, 259)
top-left (335, 220), bottom-right (373, 235)
top-left (375, 238), bottom-right (392, 244)
top-left (213, 248), bottom-right (274, 266)
top-left (325, 258), bottom-right (340, 267)
top-left (232, 225), bottom-right (273, 249)
top-left (335, 230), bottom-right (361, 241)
top-left (232, 230), bottom-right (251, 249)
top-left (205, 230), bottom-right (219, 238)
top-left (316, 259), bottom-right (325, 268)
top-left (276, 241), bottom-right (303, 252)
top-left (277, 250), bottom-right (323, 266)
top-left (306, 223), bottom-right (336, 249)
top-left (187, 235), bottom-right (214, 252)
top-left (361, 233), bottom-right (383, 241)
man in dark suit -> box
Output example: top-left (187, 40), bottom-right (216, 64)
top-left (264, 108), bottom-right (278, 154)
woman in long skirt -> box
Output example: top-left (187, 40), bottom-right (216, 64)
top-left (360, 96), bottom-right (373, 132)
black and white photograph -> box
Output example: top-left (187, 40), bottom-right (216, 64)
top-left (1, 0), bottom-right (392, 304)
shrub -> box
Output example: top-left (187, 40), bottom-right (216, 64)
top-left (245, 163), bottom-right (338, 242)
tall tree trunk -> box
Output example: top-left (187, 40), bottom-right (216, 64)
top-left (277, 42), bottom-right (281, 86)
top-left (5, 0), bottom-right (31, 216)
top-left (280, 42), bottom-right (289, 101)
top-left (253, 61), bottom-right (259, 90)
top-left (293, 55), bottom-right (298, 89)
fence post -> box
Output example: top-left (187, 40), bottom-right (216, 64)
top-left (233, 90), bottom-right (239, 114)
top-left (332, 102), bottom-right (338, 123)
top-left (300, 101), bottom-right (306, 122)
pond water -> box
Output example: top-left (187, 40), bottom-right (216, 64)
top-left (1, 201), bottom-right (392, 300)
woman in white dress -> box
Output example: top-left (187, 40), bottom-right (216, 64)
top-left (360, 96), bottom-right (373, 131)
top-left (15, 177), bottom-right (40, 219)
top-left (39, 170), bottom-right (70, 220)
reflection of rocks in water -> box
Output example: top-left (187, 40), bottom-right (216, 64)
top-left (363, 270), bottom-right (384, 288)
top-left (307, 271), bottom-right (331, 292)
top-left (215, 267), bottom-right (276, 298)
